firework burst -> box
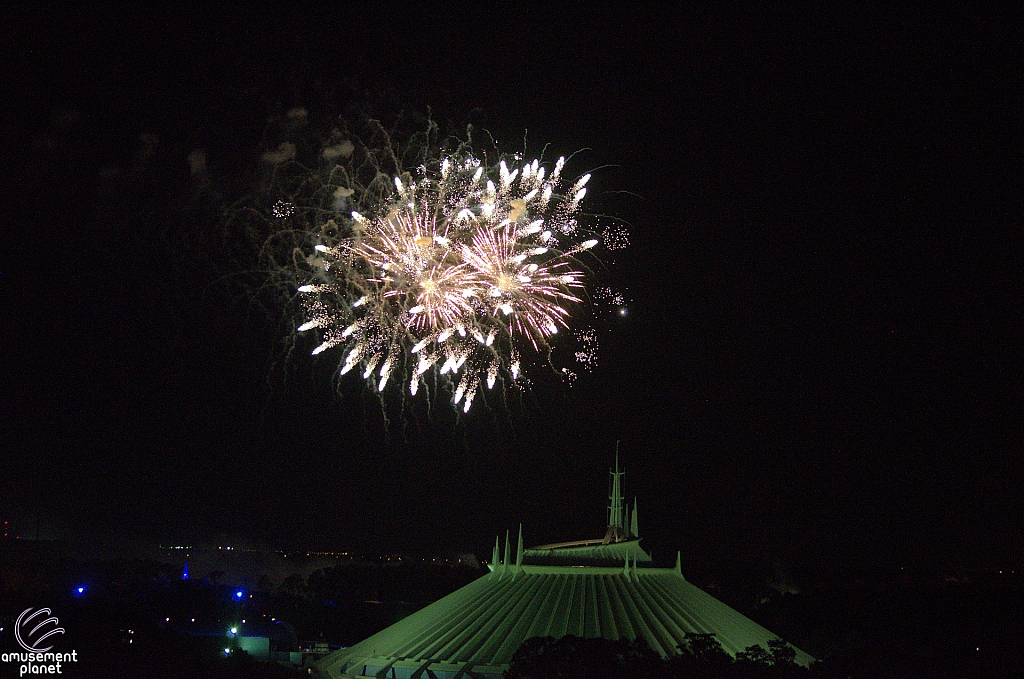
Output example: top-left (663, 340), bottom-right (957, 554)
top-left (295, 147), bottom-right (606, 412)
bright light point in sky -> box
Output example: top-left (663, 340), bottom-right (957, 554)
top-left (620, 308), bottom-right (627, 315)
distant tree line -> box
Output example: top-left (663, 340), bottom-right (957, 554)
top-left (505, 633), bottom-right (809, 679)
top-left (505, 629), bottom-right (1017, 679)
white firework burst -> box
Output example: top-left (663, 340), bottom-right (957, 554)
top-left (294, 144), bottom-right (611, 411)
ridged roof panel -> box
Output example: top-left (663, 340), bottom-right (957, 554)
top-left (314, 566), bottom-right (813, 679)
top-left (522, 538), bottom-right (652, 565)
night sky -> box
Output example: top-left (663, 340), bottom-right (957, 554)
top-left (3, 8), bottom-right (1020, 573)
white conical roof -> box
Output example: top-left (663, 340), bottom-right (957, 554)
top-left (314, 563), bottom-right (813, 678)
top-left (314, 455), bottom-right (813, 678)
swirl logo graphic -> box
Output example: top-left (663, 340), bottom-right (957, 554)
top-left (15, 608), bottom-right (65, 652)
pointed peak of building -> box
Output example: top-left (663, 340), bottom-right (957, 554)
top-left (516, 524), bottom-right (524, 569)
top-left (495, 531), bottom-right (511, 580)
top-left (631, 498), bottom-right (639, 538)
top-left (609, 448), bottom-right (623, 525)
top-left (489, 536), bottom-right (501, 577)
top-left (605, 443), bottom-right (630, 542)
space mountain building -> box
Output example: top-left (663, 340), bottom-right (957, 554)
top-left (314, 456), bottom-right (813, 679)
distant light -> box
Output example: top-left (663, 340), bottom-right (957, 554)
top-left (235, 591), bottom-right (243, 599)
top-left (224, 648), bottom-right (231, 655)
top-left (619, 308), bottom-right (627, 315)
top-left (230, 627), bottom-right (237, 634)
top-left (74, 586), bottom-right (85, 595)
top-left (165, 618), bottom-right (169, 622)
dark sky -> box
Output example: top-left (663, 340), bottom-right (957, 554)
top-left (3, 7), bottom-right (1021, 571)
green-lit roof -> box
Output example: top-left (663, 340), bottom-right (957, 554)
top-left (314, 453), bottom-right (814, 679)
top-left (314, 562), bottom-right (813, 678)
top-left (522, 538), bottom-right (651, 566)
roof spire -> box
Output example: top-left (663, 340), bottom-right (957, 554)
top-left (489, 536), bottom-right (500, 578)
top-left (495, 530), bottom-right (510, 580)
top-left (631, 498), bottom-right (639, 538)
top-left (605, 442), bottom-right (626, 542)
top-left (516, 524), bottom-right (524, 569)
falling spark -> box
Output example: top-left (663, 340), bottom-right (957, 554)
top-left (600, 224), bottom-right (631, 251)
top-left (594, 286), bottom-right (627, 307)
top-left (574, 329), bottom-right (599, 370)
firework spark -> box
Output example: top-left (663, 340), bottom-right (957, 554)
top-left (574, 329), bottom-right (599, 371)
top-left (272, 200), bottom-right (296, 218)
top-left (594, 286), bottom-right (627, 307)
top-left (600, 224), bottom-right (630, 251)
top-left (296, 149), bottom-right (608, 410)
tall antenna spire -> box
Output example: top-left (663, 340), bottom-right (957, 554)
top-left (605, 441), bottom-right (626, 542)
